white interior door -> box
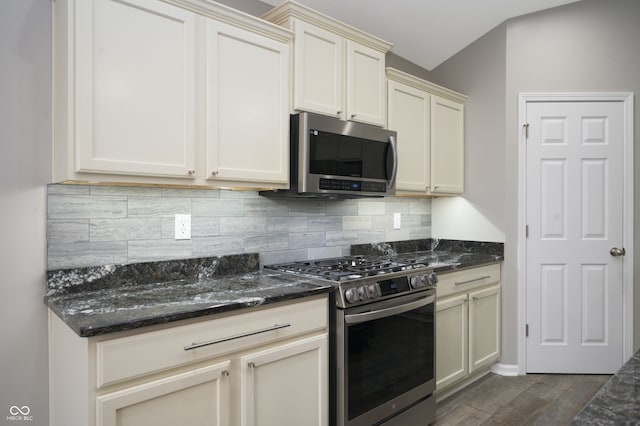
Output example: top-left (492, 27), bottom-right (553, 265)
top-left (525, 100), bottom-right (626, 373)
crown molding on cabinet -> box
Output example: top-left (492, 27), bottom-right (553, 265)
top-left (386, 67), bottom-right (467, 104)
top-left (261, 0), bottom-right (392, 53)
top-left (163, 0), bottom-right (294, 42)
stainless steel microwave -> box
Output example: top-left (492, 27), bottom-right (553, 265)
top-left (261, 112), bottom-right (397, 199)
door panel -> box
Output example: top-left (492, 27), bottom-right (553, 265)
top-left (526, 101), bottom-right (624, 373)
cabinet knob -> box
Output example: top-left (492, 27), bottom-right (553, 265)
top-left (187, 170), bottom-right (195, 175)
top-left (351, 114), bottom-right (356, 119)
top-left (211, 171), bottom-right (218, 176)
top-left (248, 362), bottom-right (256, 369)
top-left (222, 370), bottom-right (229, 377)
top-left (336, 110), bottom-right (342, 116)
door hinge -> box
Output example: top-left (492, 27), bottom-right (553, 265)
top-left (523, 123), bottom-right (529, 139)
top-left (526, 225), bottom-right (529, 238)
top-left (526, 324), bottom-right (529, 337)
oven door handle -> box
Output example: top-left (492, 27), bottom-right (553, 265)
top-left (344, 294), bottom-right (435, 324)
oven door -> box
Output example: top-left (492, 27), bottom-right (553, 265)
top-left (337, 290), bottom-right (435, 426)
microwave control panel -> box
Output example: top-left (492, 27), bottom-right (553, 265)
top-left (319, 178), bottom-right (386, 193)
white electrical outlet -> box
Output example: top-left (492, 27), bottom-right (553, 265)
top-left (393, 212), bottom-right (401, 229)
top-left (175, 214), bottom-right (191, 240)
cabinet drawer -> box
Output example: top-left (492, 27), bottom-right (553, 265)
top-left (96, 297), bottom-right (327, 388)
top-left (437, 264), bottom-right (500, 298)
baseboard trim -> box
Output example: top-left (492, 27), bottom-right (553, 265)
top-left (491, 363), bottom-right (519, 376)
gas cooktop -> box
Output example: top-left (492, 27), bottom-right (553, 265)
top-left (265, 254), bottom-right (438, 308)
top-left (265, 254), bottom-right (429, 282)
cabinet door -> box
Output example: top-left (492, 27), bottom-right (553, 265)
top-left (292, 20), bottom-right (344, 119)
top-left (96, 361), bottom-right (230, 426)
top-left (241, 334), bottom-right (328, 426)
top-left (75, 0), bottom-right (197, 178)
top-left (469, 285), bottom-right (501, 373)
top-left (435, 294), bottom-right (468, 391)
top-left (430, 95), bottom-right (464, 194)
top-left (346, 40), bottom-right (386, 126)
top-left (388, 80), bottom-right (430, 192)
top-left (205, 20), bottom-right (290, 185)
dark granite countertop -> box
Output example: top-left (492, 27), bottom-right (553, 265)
top-left (351, 238), bottom-right (504, 273)
top-left (47, 240), bottom-right (503, 338)
top-left (571, 349), bottom-right (640, 425)
top-left (46, 254), bottom-right (333, 338)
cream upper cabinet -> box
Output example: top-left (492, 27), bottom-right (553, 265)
top-left (346, 40), bottom-right (387, 126)
top-left (53, 0), bottom-right (292, 189)
top-left (388, 79), bottom-right (431, 192)
top-left (435, 264), bottom-right (501, 397)
top-left (205, 19), bottom-right (290, 186)
top-left (386, 68), bottom-right (466, 196)
top-left (290, 20), bottom-right (344, 118)
top-left (262, 1), bottom-right (391, 127)
top-left (431, 96), bottom-right (465, 195)
top-left (59, 0), bottom-right (199, 181)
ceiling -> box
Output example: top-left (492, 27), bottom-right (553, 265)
top-left (261, 0), bottom-right (582, 70)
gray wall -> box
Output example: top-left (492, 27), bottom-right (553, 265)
top-left (47, 185), bottom-right (431, 270)
top-left (0, 1), bottom-right (51, 425)
top-left (428, 0), bottom-right (640, 365)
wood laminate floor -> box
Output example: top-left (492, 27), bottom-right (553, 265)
top-left (435, 373), bottom-right (611, 426)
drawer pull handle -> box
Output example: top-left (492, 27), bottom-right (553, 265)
top-left (248, 362), bottom-right (256, 369)
top-left (454, 276), bottom-right (491, 286)
top-left (184, 323), bottom-right (291, 351)
top-left (222, 370), bottom-right (229, 377)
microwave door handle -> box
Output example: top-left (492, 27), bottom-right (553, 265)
top-left (344, 294), bottom-right (434, 324)
top-left (387, 135), bottom-right (398, 188)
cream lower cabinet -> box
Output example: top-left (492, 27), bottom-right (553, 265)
top-left (468, 285), bottom-right (501, 374)
top-left (263, 1), bottom-right (390, 127)
top-left (96, 362), bottom-right (231, 426)
top-left (435, 264), bottom-right (501, 398)
top-left (387, 68), bottom-right (466, 196)
top-left (53, 0), bottom-right (292, 189)
top-left (241, 335), bottom-right (328, 426)
top-left (50, 296), bottom-right (328, 426)
top-left (435, 293), bottom-right (468, 390)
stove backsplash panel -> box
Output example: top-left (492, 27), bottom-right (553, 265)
top-left (47, 184), bottom-right (432, 270)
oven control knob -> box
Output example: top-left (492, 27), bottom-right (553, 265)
top-left (367, 284), bottom-right (380, 299)
top-left (410, 275), bottom-right (426, 289)
top-left (345, 288), bottom-right (358, 304)
top-left (429, 273), bottom-right (439, 286)
top-left (357, 286), bottom-right (367, 301)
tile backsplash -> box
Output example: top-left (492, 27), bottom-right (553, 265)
top-left (47, 184), bottom-right (432, 270)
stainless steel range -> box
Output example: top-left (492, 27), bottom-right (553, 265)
top-left (266, 254), bottom-right (438, 426)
